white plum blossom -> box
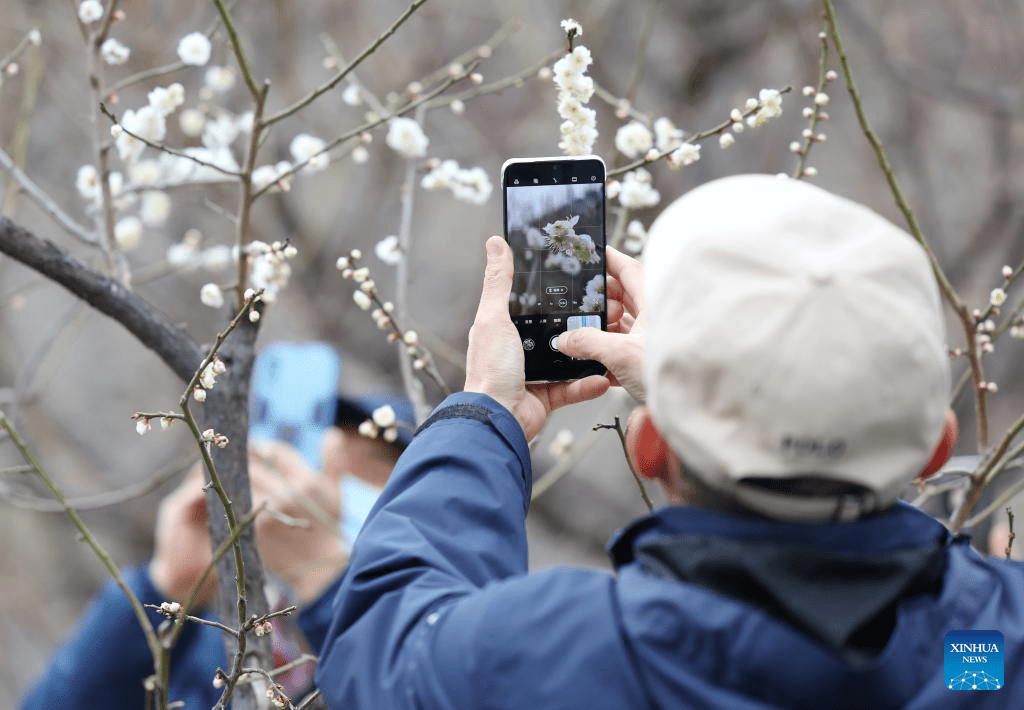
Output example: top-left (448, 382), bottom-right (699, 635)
top-left (525, 227), bottom-right (546, 250)
top-left (129, 160), bottom-right (161, 186)
top-left (147, 83), bottom-right (185, 117)
top-left (252, 161), bottom-right (292, 192)
top-left (79, 1), bottom-right (103, 24)
top-left (76, 165), bottom-right (100, 202)
top-left (654, 117), bottom-right (684, 152)
top-left (372, 405), bottom-right (397, 428)
top-left (114, 216), bottom-right (143, 250)
top-left (289, 133), bottom-right (329, 172)
top-left (420, 159), bottom-right (492, 205)
top-left (204, 66), bottom-right (236, 93)
top-left (202, 113), bottom-right (239, 149)
top-left (560, 18), bottom-right (582, 37)
top-left (385, 117), bottom-right (429, 159)
top-left (540, 215), bottom-right (600, 264)
top-left (544, 251), bottom-right (581, 275)
top-left (101, 38), bottom-right (130, 65)
top-left (342, 83), bottom-right (362, 106)
top-left (991, 288), bottom-right (1007, 307)
top-left (548, 429), bottom-right (575, 459)
top-left (200, 283), bottom-right (224, 308)
top-left (117, 106), bottom-right (166, 162)
top-left (623, 219), bottom-right (647, 253)
top-left (719, 133), bottom-right (736, 149)
top-left (553, 41), bottom-right (597, 155)
top-left (177, 32), bottom-right (212, 66)
top-left (581, 273), bottom-right (605, 313)
top-left (618, 168), bottom-right (660, 209)
top-left (141, 191), bottom-right (171, 226)
top-left (614, 121), bottom-right (654, 159)
top-left (351, 146), bottom-right (369, 164)
top-left (667, 142), bottom-right (700, 168)
top-left (375, 235), bottom-right (402, 265)
top-left (747, 88), bottom-right (784, 128)
top-left (136, 418), bottom-right (151, 435)
top-left (158, 146), bottom-right (239, 185)
top-left (352, 290), bottom-right (372, 310)
top-left (179, 108), bottom-right (205, 137)
top-left (245, 241), bottom-right (293, 304)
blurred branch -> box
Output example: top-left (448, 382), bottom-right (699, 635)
top-left (0, 412), bottom-right (164, 683)
top-left (264, 0), bottom-right (432, 128)
top-left (594, 418), bottom-right (652, 512)
top-left (822, 0), bottom-right (990, 450)
top-left (623, 0), bottom-right (660, 105)
top-left (0, 218), bottom-right (204, 382)
top-left (0, 147), bottom-right (96, 244)
top-left (0, 457), bottom-right (192, 512)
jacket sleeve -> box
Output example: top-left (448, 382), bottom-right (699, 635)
top-left (20, 566), bottom-right (219, 710)
top-left (314, 392), bottom-right (534, 708)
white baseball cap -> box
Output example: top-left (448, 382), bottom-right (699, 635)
top-left (642, 174), bottom-right (950, 522)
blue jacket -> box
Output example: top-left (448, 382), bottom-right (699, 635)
top-left (316, 392), bottom-right (1024, 709)
top-left (21, 566), bottom-right (341, 709)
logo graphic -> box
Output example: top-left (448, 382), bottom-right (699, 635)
top-left (945, 631), bottom-right (1003, 690)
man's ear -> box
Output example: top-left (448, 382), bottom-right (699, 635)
top-left (918, 409), bottom-right (959, 481)
top-left (625, 407), bottom-right (672, 482)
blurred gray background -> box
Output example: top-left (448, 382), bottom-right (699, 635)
top-left (2, 0), bottom-right (1024, 700)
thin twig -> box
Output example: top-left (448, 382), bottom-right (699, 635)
top-left (99, 103), bottom-right (244, 180)
top-left (594, 418), bottom-right (653, 512)
top-left (263, 0), bottom-right (432, 128)
top-left (0, 147), bottom-right (96, 244)
top-left (212, 0), bottom-right (260, 98)
top-left (623, 0), bottom-right (660, 105)
top-left (606, 86), bottom-right (793, 179)
top-left (233, 83), bottom-right (270, 305)
top-left (0, 413), bottom-right (163, 669)
top-left (1006, 507), bottom-right (1016, 560)
top-left (792, 27), bottom-right (831, 179)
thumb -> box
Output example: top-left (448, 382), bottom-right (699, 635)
top-left (474, 236), bottom-right (514, 324)
top-left (557, 327), bottom-right (646, 403)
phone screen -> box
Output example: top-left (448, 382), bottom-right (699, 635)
top-left (502, 156), bottom-right (607, 382)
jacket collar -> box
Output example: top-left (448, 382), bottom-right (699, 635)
top-left (608, 502), bottom-right (951, 666)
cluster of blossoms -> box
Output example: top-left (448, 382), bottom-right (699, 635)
top-left (244, 240), bottom-right (298, 306)
top-left (157, 601), bottom-right (182, 618)
top-left (192, 357), bottom-right (227, 403)
top-left (265, 683), bottom-right (289, 709)
top-left (541, 215), bottom-right (600, 264)
top-left (581, 274), bottom-right (605, 313)
top-left (609, 168), bottom-right (660, 210)
top-left (336, 250), bottom-right (436, 373)
top-left (200, 427), bottom-right (230, 448)
top-left (134, 413), bottom-right (178, 435)
top-left (420, 159), bottom-right (493, 205)
top-left (789, 69), bottom-right (836, 178)
top-left (552, 20), bottom-right (597, 155)
top-left (357, 404), bottom-right (404, 444)
top-left (613, 116), bottom-right (695, 161)
top-left (623, 220), bottom-right (648, 254)
top-left (253, 619), bottom-right (274, 637)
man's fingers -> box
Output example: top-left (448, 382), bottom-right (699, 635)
top-left (557, 327), bottom-right (618, 364)
top-left (605, 246), bottom-right (643, 314)
top-left (473, 236), bottom-right (514, 326)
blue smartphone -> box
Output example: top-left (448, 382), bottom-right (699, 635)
top-left (248, 342), bottom-right (339, 470)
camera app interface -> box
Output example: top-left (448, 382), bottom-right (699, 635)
top-left (505, 181), bottom-right (605, 336)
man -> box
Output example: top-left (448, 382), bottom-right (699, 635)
top-left (314, 174), bottom-right (1021, 708)
top-left (21, 384), bottom-right (412, 709)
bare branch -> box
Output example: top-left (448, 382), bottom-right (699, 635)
top-left (0, 146), bottom-right (96, 244)
top-left (0, 218), bottom-right (203, 382)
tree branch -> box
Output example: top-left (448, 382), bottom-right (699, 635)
top-left (0, 218), bottom-right (203, 382)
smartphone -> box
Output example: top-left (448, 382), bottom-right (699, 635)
top-left (501, 156), bottom-right (607, 382)
top-left (249, 342), bottom-right (339, 470)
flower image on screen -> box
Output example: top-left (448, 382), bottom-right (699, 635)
top-left (505, 182), bottom-right (604, 318)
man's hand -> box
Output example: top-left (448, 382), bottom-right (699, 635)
top-left (557, 245), bottom-right (647, 403)
top-left (149, 463), bottom-right (216, 606)
top-left (249, 441), bottom-right (348, 605)
top-left (464, 236), bottom-right (609, 440)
